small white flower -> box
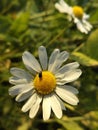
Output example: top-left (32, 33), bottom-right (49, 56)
top-left (55, 0), bottom-right (92, 34)
top-left (9, 46), bottom-right (82, 120)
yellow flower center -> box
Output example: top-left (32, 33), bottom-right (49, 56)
top-left (73, 6), bottom-right (84, 19)
top-left (34, 71), bottom-right (56, 95)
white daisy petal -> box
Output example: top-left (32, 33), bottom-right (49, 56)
top-left (9, 75), bottom-right (32, 84)
top-left (29, 95), bottom-right (42, 118)
top-left (56, 86), bottom-right (79, 105)
top-left (64, 69), bottom-right (82, 81)
top-left (83, 20), bottom-right (93, 31)
top-left (22, 92), bottom-right (37, 112)
top-left (55, 3), bottom-right (67, 13)
top-left (62, 62), bottom-right (79, 69)
top-left (49, 51), bottom-right (69, 73)
top-left (83, 13), bottom-right (90, 19)
top-left (73, 13), bottom-right (92, 34)
top-left (58, 51), bottom-right (69, 64)
top-left (15, 90), bottom-right (33, 102)
top-left (84, 25), bottom-right (91, 32)
top-left (76, 20), bottom-right (88, 34)
top-left (52, 51), bottom-right (69, 73)
top-left (10, 67), bottom-right (33, 80)
top-left (9, 84), bottom-right (33, 96)
top-left (9, 77), bottom-right (27, 84)
top-left (38, 46), bottom-right (48, 70)
top-left (73, 17), bottom-right (79, 24)
top-left (50, 94), bottom-right (62, 119)
top-left (55, 62), bottom-right (79, 77)
top-left (22, 51), bottom-right (42, 73)
top-left (57, 69), bottom-right (82, 85)
top-left (48, 49), bottom-right (60, 71)
top-left (29, 103), bottom-right (40, 119)
top-left (42, 95), bottom-right (51, 120)
top-left (64, 85), bottom-right (79, 94)
top-left (55, 94), bottom-right (66, 110)
top-left (55, 0), bottom-right (72, 15)
top-left (73, 18), bottom-right (87, 34)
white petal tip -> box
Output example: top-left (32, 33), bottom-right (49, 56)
top-left (56, 115), bottom-right (62, 119)
top-left (8, 90), bottom-right (13, 96)
top-left (43, 117), bottom-right (49, 121)
top-left (21, 108), bottom-right (25, 112)
top-left (79, 70), bottom-right (82, 76)
top-left (73, 99), bottom-right (79, 105)
top-left (39, 46), bottom-right (45, 49)
top-left (29, 114), bottom-right (34, 119)
top-left (22, 51), bottom-right (32, 58)
top-left (21, 106), bottom-right (28, 112)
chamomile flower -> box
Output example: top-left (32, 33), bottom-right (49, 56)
top-left (9, 46), bottom-right (82, 120)
top-left (55, 0), bottom-right (92, 34)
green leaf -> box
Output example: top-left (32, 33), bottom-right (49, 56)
top-left (57, 119), bottom-right (84, 130)
top-left (0, 15), bottom-right (12, 33)
top-left (85, 29), bottom-right (98, 61)
top-left (82, 111), bottom-right (98, 130)
top-left (71, 52), bottom-right (98, 66)
top-left (9, 12), bottom-right (30, 36)
top-left (90, 9), bottom-right (98, 24)
top-left (17, 118), bottom-right (31, 130)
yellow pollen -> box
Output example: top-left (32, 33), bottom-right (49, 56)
top-left (34, 71), bottom-right (56, 95)
top-left (73, 6), bottom-right (84, 19)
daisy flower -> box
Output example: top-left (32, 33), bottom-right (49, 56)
top-left (9, 46), bottom-right (82, 120)
top-left (55, 0), bottom-right (92, 34)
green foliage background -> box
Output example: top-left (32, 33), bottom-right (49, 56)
top-left (0, 0), bottom-right (98, 130)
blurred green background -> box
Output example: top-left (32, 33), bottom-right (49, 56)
top-left (0, 0), bottom-right (98, 130)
